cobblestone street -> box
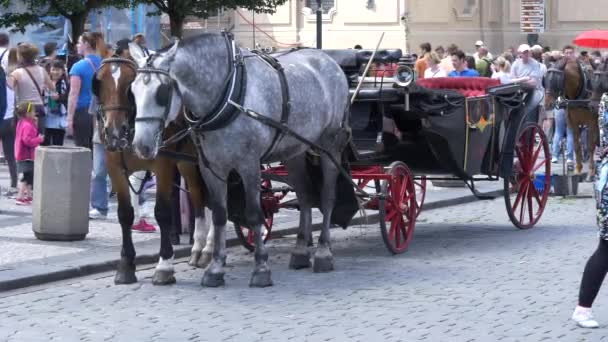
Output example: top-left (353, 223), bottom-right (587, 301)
top-left (0, 194), bottom-right (604, 341)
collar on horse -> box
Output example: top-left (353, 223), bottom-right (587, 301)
top-left (185, 32), bottom-right (248, 131)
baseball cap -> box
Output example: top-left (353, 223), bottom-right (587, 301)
top-left (517, 44), bottom-right (531, 53)
top-left (475, 40), bottom-right (484, 47)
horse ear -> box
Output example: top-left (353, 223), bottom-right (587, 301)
top-left (163, 40), bottom-right (180, 62)
top-left (129, 42), bottom-right (147, 67)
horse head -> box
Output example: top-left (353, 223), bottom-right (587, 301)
top-left (93, 57), bottom-right (138, 151)
top-left (129, 41), bottom-right (183, 159)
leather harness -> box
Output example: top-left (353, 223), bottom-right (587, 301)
top-left (135, 32), bottom-right (294, 170)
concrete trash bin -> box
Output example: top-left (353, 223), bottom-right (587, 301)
top-left (32, 146), bottom-right (92, 241)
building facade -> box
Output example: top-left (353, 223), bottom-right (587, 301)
top-left (178, 0), bottom-right (608, 55)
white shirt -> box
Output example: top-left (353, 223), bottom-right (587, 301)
top-left (4, 87), bottom-right (14, 119)
top-left (424, 67), bottom-right (447, 78)
top-left (0, 47), bottom-right (8, 71)
top-left (492, 71), bottom-right (513, 84)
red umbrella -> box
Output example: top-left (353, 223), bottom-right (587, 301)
top-left (573, 30), bottom-right (608, 49)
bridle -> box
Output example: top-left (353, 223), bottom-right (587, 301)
top-left (132, 31), bottom-right (245, 132)
top-left (96, 57), bottom-right (138, 115)
top-left (93, 57), bottom-right (139, 148)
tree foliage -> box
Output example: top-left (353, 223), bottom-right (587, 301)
top-left (0, 0), bottom-right (133, 42)
top-left (142, 0), bottom-right (289, 37)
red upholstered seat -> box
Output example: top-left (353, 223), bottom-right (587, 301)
top-left (416, 77), bottom-right (500, 98)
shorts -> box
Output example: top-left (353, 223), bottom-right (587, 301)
top-left (17, 160), bottom-right (34, 186)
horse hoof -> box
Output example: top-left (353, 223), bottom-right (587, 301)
top-left (289, 252), bottom-right (311, 270)
top-left (114, 270), bottom-right (137, 285)
top-left (201, 271), bottom-right (225, 287)
top-left (114, 259), bottom-right (137, 284)
top-left (188, 251), bottom-right (202, 267)
top-left (197, 252), bottom-right (213, 269)
top-left (152, 270), bottom-right (176, 286)
top-left (313, 255), bottom-right (334, 273)
top-left (249, 270), bottom-right (273, 288)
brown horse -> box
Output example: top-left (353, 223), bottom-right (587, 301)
top-left (545, 58), bottom-right (598, 180)
top-left (93, 56), bottom-right (213, 285)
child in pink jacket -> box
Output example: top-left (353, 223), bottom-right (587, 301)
top-left (14, 102), bottom-right (44, 205)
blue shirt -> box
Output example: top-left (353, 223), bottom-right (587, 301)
top-left (448, 69), bottom-right (480, 77)
top-left (69, 54), bottom-right (101, 109)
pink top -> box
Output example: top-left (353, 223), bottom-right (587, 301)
top-left (15, 118), bottom-right (43, 161)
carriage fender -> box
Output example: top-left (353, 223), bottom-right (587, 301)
top-left (500, 88), bottom-right (543, 177)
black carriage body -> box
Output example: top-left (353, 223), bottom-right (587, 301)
top-left (325, 48), bottom-right (534, 181)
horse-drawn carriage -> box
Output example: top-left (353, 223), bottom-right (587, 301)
top-left (235, 47), bottom-right (551, 254)
top-left (117, 33), bottom-right (551, 287)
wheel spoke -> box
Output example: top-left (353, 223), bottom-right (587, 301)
top-left (247, 228), bottom-right (254, 245)
top-left (385, 208), bottom-right (398, 222)
top-left (529, 184), bottom-right (542, 206)
top-left (527, 188), bottom-right (534, 224)
top-left (518, 182), bottom-right (530, 224)
top-left (399, 175), bottom-right (409, 203)
top-left (388, 216), bottom-right (397, 242)
top-left (394, 218), bottom-right (403, 248)
top-left (515, 147), bottom-right (527, 171)
top-left (531, 141), bottom-right (543, 165)
top-left (512, 180), bottom-right (528, 209)
top-left (532, 158), bottom-right (547, 173)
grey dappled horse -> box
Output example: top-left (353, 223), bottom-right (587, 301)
top-left (128, 33), bottom-right (352, 287)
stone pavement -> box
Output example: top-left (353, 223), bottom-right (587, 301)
top-left (0, 154), bottom-right (512, 291)
top-left (0, 191), bottom-right (604, 341)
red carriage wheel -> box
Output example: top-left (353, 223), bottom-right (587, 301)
top-left (504, 123), bottom-right (550, 229)
top-left (379, 161), bottom-right (418, 254)
top-left (235, 178), bottom-right (280, 252)
top-left (413, 176), bottom-right (427, 218)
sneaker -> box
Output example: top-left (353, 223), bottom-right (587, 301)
top-left (89, 209), bottom-right (107, 220)
top-left (15, 198), bottom-right (30, 206)
top-left (551, 157), bottom-right (558, 164)
top-left (572, 306), bottom-right (600, 328)
top-left (4, 187), bottom-right (18, 198)
top-left (132, 219), bottom-right (156, 233)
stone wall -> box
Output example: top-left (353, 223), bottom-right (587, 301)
top-left (176, 0), bottom-right (608, 55)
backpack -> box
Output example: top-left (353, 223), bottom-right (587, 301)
top-left (477, 57), bottom-right (493, 77)
top-left (0, 49), bottom-right (7, 121)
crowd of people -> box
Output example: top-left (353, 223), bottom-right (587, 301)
top-left (0, 31), bottom-right (157, 232)
top-left (407, 40), bottom-right (602, 166)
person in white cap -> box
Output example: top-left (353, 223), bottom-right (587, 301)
top-left (473, 40), bottom-right (493, 61)
top-left (510, 44), bottom-right (543, 89)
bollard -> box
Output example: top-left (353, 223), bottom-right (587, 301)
top-left (32, 146), bottom-right (92, 241)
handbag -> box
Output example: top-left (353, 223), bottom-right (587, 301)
top-left (22, 67), bottom-right (47, 117)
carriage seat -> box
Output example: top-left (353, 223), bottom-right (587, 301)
top-left (324, 49), bottom-right (403, 71)
top-left (416, 77), bottom-right (500, 98)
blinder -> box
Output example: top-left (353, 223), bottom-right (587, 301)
top-left (156, 83), bottom-right (172, 107)
top-left (91, 72), bottom-right (100, 97)
top-left (545, 68), bottom-right (565, 96)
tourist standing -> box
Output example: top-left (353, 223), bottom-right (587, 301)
top-left (491, 56), bottom-right (512, 84)
top-left (0, 34), bottom-right (17, 197)
top-left (571, 93), bottom-right (608, 329)
top-left (43, 61), bottom-right (69, 146)
top-left (13, 102), bottom-right (43, 205)
top-left (415, 42), bottom-right (431, 79)
top-left (423, 52), bottom-right (447, 78)
top-left (447, 50), bottom-right (480, 77)
top-left (67, 32), bottom-right (102, 149)
top-left (6, 43), bottom-right (57, 135)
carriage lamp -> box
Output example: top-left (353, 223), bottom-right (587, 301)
top-left (394, 65), bottom-right (415, 87)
